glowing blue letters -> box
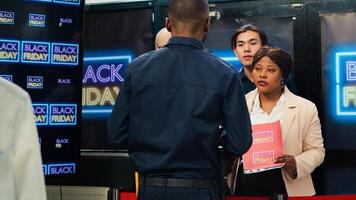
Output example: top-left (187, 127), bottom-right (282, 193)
top-left (29, 14), bottom-right (46, 27)
top-left (21, 41), bottom-right (50, 64)
top-left (27, 76), bottom-right (44, 89)
top-left (82, 55), bottom-right (131, 116)
top-left (32, 104), bottom-right (49, 125)
top-left (53, 0), bottom-right (80, 5)
top-left (0, 39), bottom-right (19, 62)
top-left (1, 39), bottom-right (79, 65)
top-left (47, 163), bottom-right (76, 175)
top-left (0, 11), bottom-right (15, 25)
top-left (33, 103), bottom-right (77, 126)
top-left (28, 0), bottom-right (80, 6)
top-left (0, 75), bottom-right (13, 82)
top-left (335, 51), bottom-right (356, 116)
top-left (346, 61), bottom-right (356, 81)
top-left (51, 43), bottom-right (78, 65)
top-left (50, 104), bottom-right (77, 125)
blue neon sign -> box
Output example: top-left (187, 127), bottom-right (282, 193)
top-left (0, 74), bottom-right (13, 82)
top-left (0, 39), bottom-right (20, 63)
top-left (33, 104), bottom-right (49, 125)
top-left (83, 54), bottom-right (132, 117)
top-left (21, 41), bottom-right (50, 64)
top-left (335, 51), bottom-right (356, 116)
top-left (46, 163), bottom-right (76, 175)
top-left (29, 13), bottom-right (46, 28)
top-left (51, 43), bottom-right (79, 65)
top-left (49, 104), bottom-right (77, 126)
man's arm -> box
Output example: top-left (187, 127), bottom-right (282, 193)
top-left (107, 79), bottom-right (131, 148)
top-left (222, 72), bottom-right (252, 155)
top-left (13, 94), bottom-right (46, 200)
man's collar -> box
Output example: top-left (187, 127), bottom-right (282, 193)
top-left (166, 36), bottom-right (204, 49)
top-left (239, 67), bottom-right (248, 80)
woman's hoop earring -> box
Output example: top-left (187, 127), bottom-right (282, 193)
top-left (281, 79), bottom-right (285, 87)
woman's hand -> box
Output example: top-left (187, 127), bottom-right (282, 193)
top-left (275, 154), bottom-right (297, 179)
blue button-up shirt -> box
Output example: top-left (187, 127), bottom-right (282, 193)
top-left (108, 37), bottom-right (252, 179)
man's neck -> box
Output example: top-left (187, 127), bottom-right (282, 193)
top-left (171, 33), bottom-right (203, 41)
top-left (243, 65), bottom-right (253, 82)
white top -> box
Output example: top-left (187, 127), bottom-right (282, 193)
top-left (0, 78), bottom-right (47, 200)
top-left (243, 92), bottom-right (285, 173)
top-left (250, 92), bottom-right (285, 125)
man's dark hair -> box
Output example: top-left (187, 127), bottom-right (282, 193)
top-left (167, 0), bottom-right (209, 23)
top-left (252, 47), bottom-right (293, 80)
top-left (231, 24), bottom-right (268, 49)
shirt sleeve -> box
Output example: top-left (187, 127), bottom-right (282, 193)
top-left (222, 72), bottom-right (252, 155)
top-left (107, 75), bottom-right (131, 148)
top-left (13, 94), bottom-right (47, 200)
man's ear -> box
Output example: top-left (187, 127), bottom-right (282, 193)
top-left (262, 44), bottom-right (268, 48)
top-left (204, 17), bottom-right (211, 32)
top-left (165, 18), bottom-right (172, 32)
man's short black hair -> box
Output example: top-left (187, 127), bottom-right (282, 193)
top-left (252, 47), bottom-right (293, 80)
top-left (231, 24), bottom-right (268, 49)
top-left (167, 0), bottom-right (209, 23)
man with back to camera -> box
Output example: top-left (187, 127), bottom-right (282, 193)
top-left (0, 77), bottom-right (47, 200)
top-left (155, 27), bottom-right (171, 49)
top-left (107, 0), bottom-right (252, 199)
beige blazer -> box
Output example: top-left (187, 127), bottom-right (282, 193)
top-left (245, 87), bottom-right (325, 197)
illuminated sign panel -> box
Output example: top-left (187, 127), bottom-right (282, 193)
top-left (32, 104), bottom-right (49, 125)
top-left (29, 14), bottom-right (46, 28)
top-left (49, 104), bottom-right (77, 125)
top-left (0, 75), bottom-right (12, 81)
top-left (83, 55), bottom-right (131, 116)
top-left (21, 41), bottom-right (50, 64)
top-left (0, 39), bottom-right (20, 63)
top-left (53, 0), bottom-right (80, 6)
top-left (47, 163), bottom-right (76, 175)
top-left (51, 43), bottom-right (79, 65)
top-left (346, 61), bottom-right (356, 81)
top-left (211, 50), bottom-right (241, 72)
top-left (59, 18), bottom-right (73, 27)
top-left (58, 78), bottom-right (71, 84)
top-left (0, 11), bottom-right (14, 25)
top-left (55, 138), bottom-right (69, 148)
top-left (335, 52), bottom-right (356, 116)
top-left (1, 0), bottom-right (82, 177)
top-left (42, 165), bottom-right (47, 175)
top-left (28, 0), bottom-right (80, 5)
top-left (27, 76), bottom-right (44, 89)
top-left (30, 0), bottom-right (52, 2)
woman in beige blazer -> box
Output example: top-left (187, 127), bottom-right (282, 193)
top-left (236, 47), bottom-right (325, 197)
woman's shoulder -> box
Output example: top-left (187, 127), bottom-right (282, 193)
top-left (285, 88), bottom-right (317, 111)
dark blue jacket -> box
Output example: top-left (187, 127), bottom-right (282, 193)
top-left (108, 37), bottom-right (252, 179)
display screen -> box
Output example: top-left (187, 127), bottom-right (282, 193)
top-left (321, 12), bottom-right (356, 150)
top-left (0, 0), bottom-right (83, 176)
top-left (82, 8), bottom-right (153, 149)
